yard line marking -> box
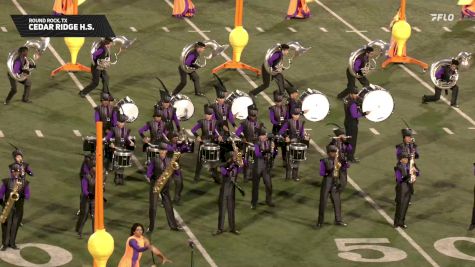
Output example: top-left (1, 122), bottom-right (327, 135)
top-left (469, 127), bottom-right (475, 130)
top-left (319, 27), bottom-right (328, 32)
top-left (129, 26), bottom-right (137, 32)
top-left (185, 129), bottom-right (194, 137)
top-left (412, 26), bottom-right (421, 32)
top-left (256, 27), bottom-right (264, 32)
top-left (73, 130), bottom-right (82, 137)
top-left (443, 127), bottom-right (454, 135)
top-left (312, 0), bottom-right (475, 129)
top-left (0, 130), bottom-right (4, 138)
top-left (381, 26), bottom-right (389, 32)
top-left (288, 27), bottom-right (297, 32)
top-left (1, 26), bottom-right (7, 32)
top-left (345, 30), bottom-right (368, 33)
top-left (188, 30), bottom-right (211, 33)
top-left (369, 128), bottom-right (380, 135)
top-left (35, 130), bottom-right (44, 138)
top-left (225, 26), bottom-right (232, 32)
top-left (442, 26), bottom-right (452, 32)
top-left (12, 1), bottom-right (216, 267)
top-left (161, 26), bottom-right (170, 32)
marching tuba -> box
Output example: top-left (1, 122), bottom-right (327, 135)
top-left (180, 40), bottom-right (229, 73)
top-left (348, 40), bottom-right (388, 78)
top-left (264, 41), bottom-right (311, 76)
top-left (430, 51), bottom-right (472, 90)
top-left (7, 38), bottom-right (50, 82)
top-left (90, 36), bottom-right (136, 70)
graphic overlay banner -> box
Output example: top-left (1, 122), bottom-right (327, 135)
top-left (11, 15), bottom-right (115, 37)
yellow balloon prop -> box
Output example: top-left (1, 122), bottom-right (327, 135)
top-left (391, 20), bottom-right (411, 57)
top-left (87, 229), bottom-right (114, 267)
top-left (64, 37), bottom-right (85, 64)
top-left (229, 26), bottom-right (249, 63)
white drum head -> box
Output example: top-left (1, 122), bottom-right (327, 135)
top-left (301, 93), bottom-right (330, 122)
top-left (361, 90), bottom-right (394, 122)
top-left (173, 99), bottom-right (195, 121)
top-left (120, 103), bottom-right (139, 122)
top-left (231, 96), bottom-right (253, 120)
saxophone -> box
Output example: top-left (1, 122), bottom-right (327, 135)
top-left (0, 180), bottom-right (22, 223)
top-left (333, 147), bottom-right (342, 178)
top-left (153, 152), bottom-right (181, 194)
top-left (409, 153), bottom-right (416, 183)
top-left (230, 135), bottom-right (244, 167)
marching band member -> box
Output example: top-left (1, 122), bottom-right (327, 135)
top-left (396, 128), bottom-right (419, 160)
top-left (279, 107), bottom-right (309, 181)
top-left (75, 164), bottom-right (95, 239)
top-left (269, 91), bottom-right (289, 167)
top-left (139, 110), bottom-right (167, 152)
top-left (146, 143), bottom-right (183, 232)
top-left (286, 0), bottom-right (311, 19)
top-left (106, 115), bottom-right (135, 185)
top-left (470, 163), bottom-right (475, 231)
top-left (191, 106), bottom-right (223, 183)
top-left (79, 37), bottom-right (113, 98)
top-left (287, 87), bottom-right (301, 115)
top-left (5, 47), bottom-right (35, 104)
top-left (172, 0), bottom-right (196, 18)
top-left (156, 93), bottom-right (180, 133)
top-left (316, 145), bottom-right (347, 228)
top-left (118, 223), bottom-right (171, 266)
top-left (344, 88), bottom-right (369, 163)
top-left (422, 59), bottom-right (460, 107)
top-left (327, 127), bottom-right (352, 191)
top-left (166, 132), bottom-right (192, 204)
top-left (9, 149), bottom-right (33, 179)
top-left (236, 106), bottom-right (263, 181)
top-left (173, 42), bottom-right (206, 96)
top-left (214, 151), bottom-right (243, 235)
top-left (337, 47), bottom-right (373, 100)
top-left (210, 78), bottom-right (236, 137)
top-left (251, 129), bottom-right (277, 209)
top-left (0, 164), bottom-right (30, 251)
top-left (393, 152), bottom-right (419, 228)
top-left (94, 93), bottom-right (117, 134)
top-left (250, 44), bottom-right (290, 97)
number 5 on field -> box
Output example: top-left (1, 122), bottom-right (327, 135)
top-left (335, 238), bottom-right (407, 262)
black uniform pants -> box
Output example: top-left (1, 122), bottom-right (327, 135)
top-left (344, 121), bottom-right (358, 161)
top-left (317, 176), bottom-right (342, 224)
top-left (252, 160), bottom-right (273, 206)
top-left (394, 182), bottom-right (412, 226)
top-left (173, 171), bottom-right (184, 202)
top-left (6, 73), bottom-right (31, 102)
top-left (81, 65), bottom-right (109, 95)
top-left (173, 66), bottom-right (201, 95)
top-left (337, 68), bottom-right (370, 99)
top-left (218, 181), bottom-right (236, 231)
top-left (250, 64), bottom-right (286, 96)
top-left (423, 85), bottom-right (459, 105)
top-left (471, 185), bottom-right (475, 225)
top-left (149, 182), bottom-right (178, 231)
top-left (75, 195), bottom-right (94, 234)
top-left (2, 202), bottom-right (24, 246)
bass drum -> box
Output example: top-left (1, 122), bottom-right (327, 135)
top-left (171, 94), bottom-right (194, 121)
top-left (358, 84), bottom-right (394, 122)
top-left (117, 96), bottom-right (139, 122)
top-left (300, 88), bottom-right (330, 122)
top-left (226, 90), bottom-right (254, 120)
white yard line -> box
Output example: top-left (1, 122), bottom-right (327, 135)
top-left (442, 127), bottom-right (454, 135)
top-left (225, 26), bottom-right (232, 33)
top-left (345, 30), bottom-right (368, 33)
top-left (288, 27), bottom-right (297, 32)
top-left (369, 128), bottom-right (380, 135)
top-left (469, 127), bottom-right (475, 130)
top-left (1, 26), bottom-right (7, 32)
top-left (0, 130), bottom-right (4, 138)
top-left (185, 129), bottom-right (194, 137)
top-left (73, 130), bottom-right (82, 137)
top-left (442, 26), bottom-right (452, 32)
top-left (35, 130), bottom-right (44, 138)
top-left (129, 26), bottom-right (137, 32)
top-left (319, 27), bottom-right (328, 32)
top-left (188, 30), bottom-right (211, 33)
top-left (161, 26), bottom-right (170, 32)
top-left (256, 27), bottom-right (264, 32)
top-left (412, 26), bottom-right (421, 32)
top-left (381, 26), bottom-right (390, 32)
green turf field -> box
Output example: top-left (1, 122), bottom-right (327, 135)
top-left (0, 0), bottom-right (475, 266)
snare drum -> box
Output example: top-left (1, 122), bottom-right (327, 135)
top-left (200, 143), bottom-right (220, 163)
top-left (300, 88), bottom-right (330, 122)
top-left (245, 144), bottom-right (255, 164)
top-left (117, 96), bottom-right (139, 122)
top-left (226, 90), bottom-right (254, 120)
top-left (358, 84), bottom-right (394, 122)
top-left (113, 148), bottom-right (132, 168)
top-left (146, 144), bottom-right (160, 163)
top-left (83, 136), bottom-right (97, 152)
top-left (289, 143), bottom-right (307, 161)
top-left (171, 94), bottom-right (194, 121)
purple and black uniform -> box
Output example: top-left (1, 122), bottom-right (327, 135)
top-left (106, 126), bottom-right (133, 184)
top-left (394, 162), bottom-right (419, 227)
top-left (173, 50), bottom-right (202, 95)
top-left (344, 99), bottom-right (363, 161)
top-left (139, 120), bottom-right (167, 146)
top-left (327, 139), bottom-right (353, 191)
top-left (158, 106), bottom-right (180, 132)
top-left (80, 45), bottom-right (110, 96)
top-left (396, 142), bottom-right (419, 160)
top-left (211, 102), bottom-right (235, 134)
top-left (191, 118), bottom-right (221, 181)
top-left (75, 172), bottom-right (95, 235)
top-left (337, 53), bottom-right (370, 99)
top-left (317, 157), bottom-right (343, 225)
top-left (217, 161), bottom-right (242, 231)
top-left (278, 118), bottom-right (305, 141)
top-left (6, 56), bottom-right (33, 103)
top-left (94, 104), bottom-right (117, 132)
top-left (251, 140), bottom-right (277, 207)
top-left (251, 51), bottom-right (287, 96)
top-left (423, 65), bottom-right (459, 106)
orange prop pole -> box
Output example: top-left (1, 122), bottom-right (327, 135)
top-left (400, 0), bottom-right (406, 20)
top-left (235, 0), bottom-right (243, 27)
top-left (94, 121), bottom-right (104, 230)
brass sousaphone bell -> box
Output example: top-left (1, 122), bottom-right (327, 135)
top-left (430, 51), bottom-right (472, 90)
top-left (348, 40), bottom-right (388, 78)
top-left (7, 38), bottom-right (50, 82)
top-left (264, 41), bottom-right (311, 76)
top-left (179, 40), bottom-right (229, 74)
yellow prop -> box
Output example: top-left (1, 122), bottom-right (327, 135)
top-left (382, 0), bottom-right (428, 71)
top-left (88, 229), bottom-right (114, 267)
top-left (64, 37), bottom-right (85, 64)
top-left (212, 0), bottom-right (260, 75)
top-left (458, 0), bottom-right (472, 5)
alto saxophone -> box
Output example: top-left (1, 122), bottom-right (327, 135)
top-left (0, 179), bottom-right (22, 223)
top-left (230, 136), bottom-right (244, 167)
top-left (409, 153), bottom-right (417, 183)
top-left (153, 152), bottom-right (181, 194)
top-left (333, 147), bottom-right (342, 178)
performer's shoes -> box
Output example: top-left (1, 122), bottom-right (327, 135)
top-left (315, 223), bottom-right (323, 228)
top-left (78, 92), bottom-right (86, 98)
top-left (3, 100), bottom-right (8, 105)
top-left (468, 224), bottom-right (475, 231)
top-left (251, 204), bottom-right (256, 210)
top-left (421, 96), bottom-right (427, 104)
top-left (213, 229), bottom-right (223, 236)
top-left (22, 99), bottom-right (32, 103)
top-left (170, 226), bottom-right (184, 232)
top-left (335, 221), bottom-right (348, 227)
top-left (146, 227), bottom-right (153, 233)
top-left (229, 230), bottom-right (240, 235)
top-left (195, 93), bottom-right (205, 97)
top-left (266, 201), bottom-right (276, 207)
top-left (10, 244), bottom-right (19, 250)
top-left (0, 245), bottom-right (7, 251)
top-left (293, 177), bottom-right (300, 181)
top-left (451, 104), bottom-right (459, 108)
top-left (394, 224), bottom-right (407, 229)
